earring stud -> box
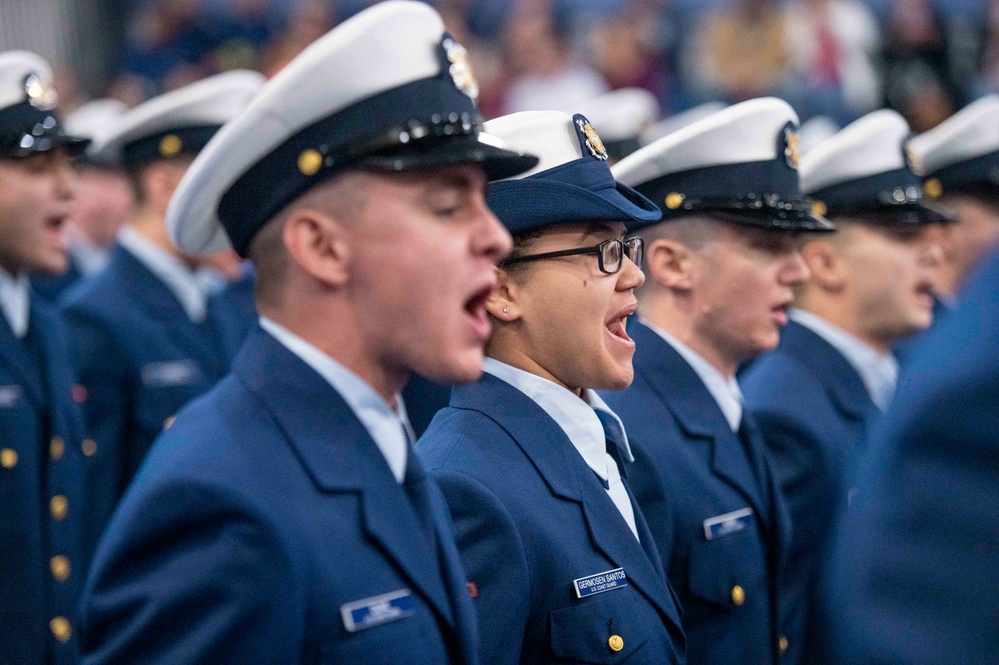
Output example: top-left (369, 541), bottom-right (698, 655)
top-left (503, 307), bottom-right (510, 313)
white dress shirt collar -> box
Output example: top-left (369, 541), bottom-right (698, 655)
top-left (0, 267), bottom-right (30, 339)
top-left (641, 318), bottom-right (743, 432)
top-left (118, 226), bottom-right (207, 323)
top-left (482, 357), bottom-right (640, 540)
top-left (790, 308), bottom-right (899, 411)
top-left (259, 317), bottom-right (411, 482)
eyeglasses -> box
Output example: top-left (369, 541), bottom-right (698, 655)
top-left (502, 236), bottom-right (644, 275)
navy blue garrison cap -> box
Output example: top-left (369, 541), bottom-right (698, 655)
top-left (613, 97), bottom-right (833, 232)
top-left (910, 94), bottom-right (999, 205)
top-left (0, 51), bottom-right (88, 158)
top-left (801, 109), bottom-right (952, 225)
top-left (483, 110), bottom-right (662, 234)
top-left (168, 1), bottom-right (538, 258)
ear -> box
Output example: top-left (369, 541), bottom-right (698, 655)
top-left (646, 238), bottom-right (696, 291)
top-left (800, 239), bottom-right (846, 290)
top-left (282, 206), bottom-right (351, 287)
top-left (486, 265), bottom-right (520, 321)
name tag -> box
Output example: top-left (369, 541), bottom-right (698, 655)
top-left (573, 568), bottom-right (628, 599)
top-left (0, 385), bottom-right (22, 408)
top-left (703, 507), bottom-right (754, 541)
top-left (340, 589), bottom-right (415, 633)
top-left (141, 360), bottom-right (201, 388)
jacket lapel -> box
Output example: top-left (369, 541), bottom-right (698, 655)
top-left (233, 327), bottom-right (455, 628)
top-left (631, 321), bottom-right (771, 530)
top-left (450, 374), bottom-right (683, 630)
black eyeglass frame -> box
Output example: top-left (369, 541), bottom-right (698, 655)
top-left (502, 236), bottom-right (644, 275)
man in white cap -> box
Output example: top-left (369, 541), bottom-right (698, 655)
top-left (604, 97), bottom-right (830, 665)
top-left (31, 99), bottom-right (131, 301)
top-left (60, 71), bottom-right (263, 549)
top-left (741, 108), bottom-right (948, 663)
top-left (911, 94), bottom-right (999, 299)
top-left (79, 2), bottom-right (536, 663)
top-left (0, 49), bottom-right (90, 665)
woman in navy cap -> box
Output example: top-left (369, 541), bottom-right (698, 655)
top-left (417, 110), bottom-right (685, 665)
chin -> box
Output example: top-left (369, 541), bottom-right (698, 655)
top-left (32, 254), bottom-right (69, 276)
top-left (593, 362), bottom-right (634, 392)
top-left (418, 348), bottom-right (484, 385)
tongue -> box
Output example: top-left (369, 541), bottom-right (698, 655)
top-left (608, 318), bottom-right (629, 340)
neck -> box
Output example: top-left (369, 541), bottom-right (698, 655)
top-left (485, 333), bottom-right (587, 400)
top-left (794, 295), bottom-right (893, 355)
top-left (639, 293), bottom-right (739, 379)
top-left (129, 207), bottom-right (183, 261)
top-left (261, 297), bottom-right (407, 408)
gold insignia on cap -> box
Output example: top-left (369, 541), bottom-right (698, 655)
top-left (298, 149), bottom-right (323, 176)
top-left (24, 74), bottom-right (58, 110)
top-left (811, 200), bottom-right (828, 217)
top-left (784, 128), bottom-right (800, 169)
top-left (906, 144), bottom-right (924, 176)
top-left (159, 134), bottom-right (183, 157)
top-left (443, 37), bottom-right (479, 102)
top-left (924, 177), bottom-right (944, 199)
top-left (576, 118), bottom-right (608, 161)
top-left (665, 192), bottom-right (685, 210)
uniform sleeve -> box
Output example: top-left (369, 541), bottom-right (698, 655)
top-left (79, 481), bottom-right (302, 665)
top-left (432, 469), bottom-right (531, 665)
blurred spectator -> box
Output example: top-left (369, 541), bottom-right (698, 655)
top-left (785, 0), bottom-right (882, 122)
top-left (259, 0), bottom-right (337, 77)
top-left (881, 0), bottom-right (961, 131)
top-left (500, 3), bottom-right (609, 115)
top-left (587, 6), bottom-right (669, 102)
top-left (974, 0), bottom-right (999, 95)
top-left (120, 0), bottom-right (213, 89)
top-left (687, 0), bottom-right (793, 103)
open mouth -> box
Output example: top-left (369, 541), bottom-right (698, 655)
top-left (463, 283), bottom-right (494, 340)
top-left (914, 281), bottom-right (936, 308)
top-left (771, 301), bottom-right (791, 326)
top-left (605, 303), bottom-right (637, 347)
top-left (45, 213), bottom-right (68, 232)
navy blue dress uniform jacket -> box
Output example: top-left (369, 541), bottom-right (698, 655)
top-left (207, 265), bottom-right (257, 361)
top-left (417, 373), bottom-right (686, 665)
top-left (602, 321), bottom-right (792, 665)
top-left (60, 244), bottom-right (241, 551)
top-left (740, 320), bottom-right (878, 665)
top-left (822, 249), bottom-right (999, 665)
top-left (0, 296), bottom-right (88, 665)
top-left (79, 326), bottom-right (480, 665)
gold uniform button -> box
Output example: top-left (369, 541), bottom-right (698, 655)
top-left (50, 495), bottom-right (68, 521)
top-left (1, 448), bottom-right (18, 468)
top-left (50, 616), bottom-right (72, 643)
top-left (731, 585), bottom-right (746, 606)
top-left (82, 439), bottom-right (98, 457)
top-left (608, 635), bottom-right (624, 652)
top-left (50, 555), bottom-right (71, 582)
top-left (50, 437), bottom-right (65, 461)
top-left (779, 636), bottom-right (789, 653)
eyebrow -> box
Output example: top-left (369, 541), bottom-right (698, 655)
top-left (579, 222), bottom-right (623, 242)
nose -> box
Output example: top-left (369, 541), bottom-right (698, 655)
top-left (780, 249), bottom-right (810, 286)
top-left (920, 230), bottom-right (946, 268)
top-left (618, 252), bottom-right (645, 290)
top-left (53, 156), bottom-right (75, 202)
top-left (473, 198), bottom-right (513, 264)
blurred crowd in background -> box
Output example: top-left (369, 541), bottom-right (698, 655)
top-left (5, 0), bottom-right (999, 135)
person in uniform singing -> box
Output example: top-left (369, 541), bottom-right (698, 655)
top-left (79, 2), bottom-right (537, 663)
top-left (60, 71), bottom-right (263, 547)
top-left (740, 108), bottom-right (949, 663)
top-left (604, 97), bottom-right (832, 665)
top-left (0, 49), bottom-right (90, 665)
top-left (417, 109), bottom-right (685, 665)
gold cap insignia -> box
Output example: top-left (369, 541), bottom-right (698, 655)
top-left (24, 74), bottom-right (58, 111)
top-left (159, 134), bottom-right (183, 157)
top-left (443, 37), bottom-right (479, 102)
top-left (811, 199), bottom-right (828, 217)
top-left (298, 149), bottom-right (323, 176)
top-left (784, 128), bottom-right (800, 169)
top-left (665, 192), bottom-right (685, 210)
top-left (923, 178), bottom-right (944, 199)
top-left (577, 118), bottom-right (608, 160)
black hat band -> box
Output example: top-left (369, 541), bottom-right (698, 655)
top-left (0, 99), bottom-right (87, 158)
top-left (810, 167), bottom-right (927, 217)
top-left (219, 75), bottom-right (480, 257)
top-left (120, 125), bottom-right (222, 169)
top-left (924, 150), bottom-right (999, 201)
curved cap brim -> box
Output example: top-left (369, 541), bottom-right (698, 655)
top-left (360, 132), bottom-right (539, 181)
top-left (709, 209), bottom-right (836, 233)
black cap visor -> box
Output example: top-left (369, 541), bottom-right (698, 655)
top-left (360, 132), bottom-right (538, 181)
top-left (664, 194), bottom-right (835, 233)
